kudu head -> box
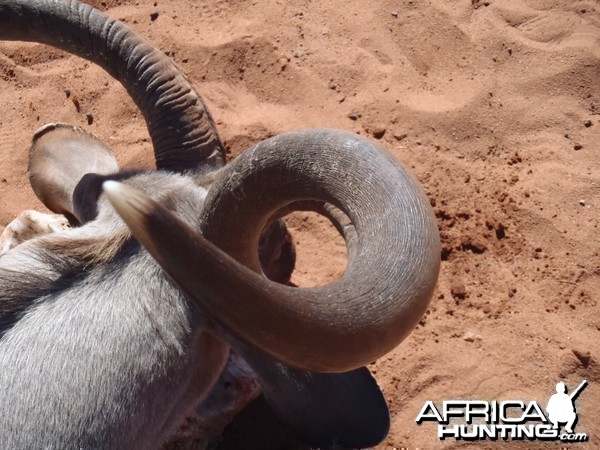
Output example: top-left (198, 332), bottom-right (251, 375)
top-left (0, 0), bottom-right (440, 448)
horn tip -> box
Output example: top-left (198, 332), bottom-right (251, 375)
top-left (101, 179), bottom-right (121, 194)
top-left (102, 180), bottom-right (154, 223)
top-left (103, 180), bottom-right (130, 209)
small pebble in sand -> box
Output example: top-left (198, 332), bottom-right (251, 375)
top-left (584, 119), bottom-right (593, 127)
top-left (450, 281), bottom-right (467, 300)
top-left (150, 11), bottom-right (159, 21)
top-left (463, 332), bottom-right (480, 342)
top-left (277, 58), bottom-right (288, 71)
top-left (574, 143), bottom-right (583, 150)
top-left (579, 199), bottom-right (586, 206)
top-left (369, 125), bottom-right (386, 139)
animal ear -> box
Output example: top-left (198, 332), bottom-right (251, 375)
top-left (240, 346), bottom-right (390, 449)
top-left (29, 123), bottom-right (119, 225)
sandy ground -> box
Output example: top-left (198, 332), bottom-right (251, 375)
top-left (1, 0), bottom-right (599, 448)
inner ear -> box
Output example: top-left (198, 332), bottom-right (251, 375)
top-left (28, 123), bottom-right (119, 225)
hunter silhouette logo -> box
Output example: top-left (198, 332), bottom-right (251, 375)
top-left (546, 380), bottom-right (587, 435)
top-left (416, 380), bottom-right (589, 442)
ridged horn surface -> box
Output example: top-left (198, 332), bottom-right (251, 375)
top-left (104, 129), bottom-right (440, 372)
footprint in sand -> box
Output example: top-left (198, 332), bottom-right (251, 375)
top-left (496, 4), bottom-right (599, 52)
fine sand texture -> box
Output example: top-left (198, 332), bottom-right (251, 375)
top-left (0, 0), bottom-right (599, 448)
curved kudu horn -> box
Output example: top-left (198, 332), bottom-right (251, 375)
top-left (0, 0), bottom-right (225, 172)
top-left (105, 129), bottom-right (441, 373)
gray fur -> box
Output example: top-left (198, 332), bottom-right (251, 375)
top-left (0, 172), bottom-right (229, 448)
